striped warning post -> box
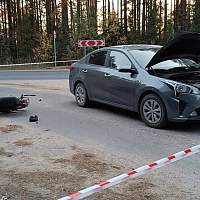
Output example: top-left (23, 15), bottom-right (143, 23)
top-left (58, 145), bottom-right (200, 200)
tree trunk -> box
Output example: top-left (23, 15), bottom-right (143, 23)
top-left (45, 0), bottom-right (52, 36)
top-left (163, 0), bottom-right (167, 40)
top-left (142, 0), bottom-right (146, 38)
top-left (61, 0), bottom-right (70, 53)
top-left (77, 0), bottom-right (81, 35)
top-left (124, 0), bottom-right (128, 36)
top-left (137, 0), bottom-right (141, 35)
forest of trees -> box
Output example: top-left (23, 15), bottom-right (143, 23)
top-left (0, 0), bottom-right (200, 64)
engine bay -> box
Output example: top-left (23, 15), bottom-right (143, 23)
top-left (149, 69), bottom-right (200, 89)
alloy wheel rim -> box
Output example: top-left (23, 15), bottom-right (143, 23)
top-left (143, 99), bottom-right (162, 124)
top-left (76, 86), bottom-right (85, 104)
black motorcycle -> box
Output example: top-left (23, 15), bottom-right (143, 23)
top-left (0, 95), bottom-right (30, 113)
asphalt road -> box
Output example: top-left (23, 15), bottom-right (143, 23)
top-left (0, 70), bottom-right (69, 80)
top-left (0, 85), bottom-right (200, 199)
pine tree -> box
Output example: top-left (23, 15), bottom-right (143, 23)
top-left (0, 0), bottom-right (199, 64)
top-left (193, 0), bottom-right (200, 32)
top-left (146, 0), bottom-right (158, 43)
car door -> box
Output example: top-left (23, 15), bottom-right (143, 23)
top-left (83, 50), bottom-right (111, 101)
top-left (103, 50), bottom-right (138, 108)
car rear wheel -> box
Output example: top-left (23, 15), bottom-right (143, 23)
top-left (75, 83), bottom-right (90, 107)
top-left (140, 94), bottom-right (168, 128)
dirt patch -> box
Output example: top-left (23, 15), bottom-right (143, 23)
top-left (92, 179), bottom-right (159, 200)
top-left (0, 170), bottom-right (85, 199)
top-left (53, 146), bottom-right (122, 174)
top-left (53, 151), bottom-right (109, 174)
top-left (14, 139), bottom-right (33, 146)
top-left (0, 125), bottom-right (22, 134)
top-left (0, 169), bottom-right (160, 200)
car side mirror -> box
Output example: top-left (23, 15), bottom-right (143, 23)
top-left (118, 68), bottom-right (137, 74)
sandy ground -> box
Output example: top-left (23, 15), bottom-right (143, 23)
top-left (0, 117), bottom-right (162, 200)
top-left (0, 80), bottom-right (192, 200)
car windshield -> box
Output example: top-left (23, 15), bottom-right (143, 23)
top-left (130, 49), bottom-right (200, 72)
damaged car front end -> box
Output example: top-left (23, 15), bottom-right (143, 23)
top-left (158, 78), bottom-right (200, 122)
top-left (143, 32), bottom-right (200, 122)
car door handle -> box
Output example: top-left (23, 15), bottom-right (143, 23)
top-left (82, 69), bottom-right (88, 73)
top-left (104, 73), bottom-right (111, 78)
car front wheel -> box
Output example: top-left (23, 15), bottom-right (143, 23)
top-left (140, 94), bottom-right (168, 128)
top-left (75, 83), bottom-right (90, 107)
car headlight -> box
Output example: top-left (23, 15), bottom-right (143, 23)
top-left (175, 84), bottom-right (192, 94)
top-left (161, 79), bottom-right (196, 96)
top-left (161, 79), bottom-right (200, 96)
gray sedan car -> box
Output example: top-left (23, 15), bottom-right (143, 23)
top-left (69, 32), bottom-right (200, 128)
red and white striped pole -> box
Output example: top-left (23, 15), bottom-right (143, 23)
top-left (58, 145), bottom-right (200, 200)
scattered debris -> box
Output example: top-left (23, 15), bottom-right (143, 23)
top-left (21, 94), bottom-right (36, 97)
top-left (29, 115), bottom-right (39, 123)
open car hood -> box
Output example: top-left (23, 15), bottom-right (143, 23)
top-left (146, 32), bottom-right (200, 69)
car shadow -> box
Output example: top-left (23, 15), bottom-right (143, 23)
top-left (68, 100), bottom-right (142, 122)
top-left (166, 121), bottom-right (200, 132)
top-left (94, 103), bottom-right (200, 132)
top-left (92, 102), bottom-right (141, 119)
top-left (69, 100), bottom-right (200, 133)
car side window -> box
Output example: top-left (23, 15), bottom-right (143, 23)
top-left (88, 51), bottom-right (107, 66)
top-left (108, 51), bottom-right (132, 69)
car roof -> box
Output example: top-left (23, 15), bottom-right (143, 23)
top-left (103, 44), bottom-right (162, 51)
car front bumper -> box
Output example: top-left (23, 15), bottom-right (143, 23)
top-left (164, 93), bottom-right (200, 122)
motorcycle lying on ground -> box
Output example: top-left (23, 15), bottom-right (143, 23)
top-left (0, 94), bottom-right (32, 113)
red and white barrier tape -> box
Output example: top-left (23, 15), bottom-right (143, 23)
top-left (58, 144), bottom-right (200, 200)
